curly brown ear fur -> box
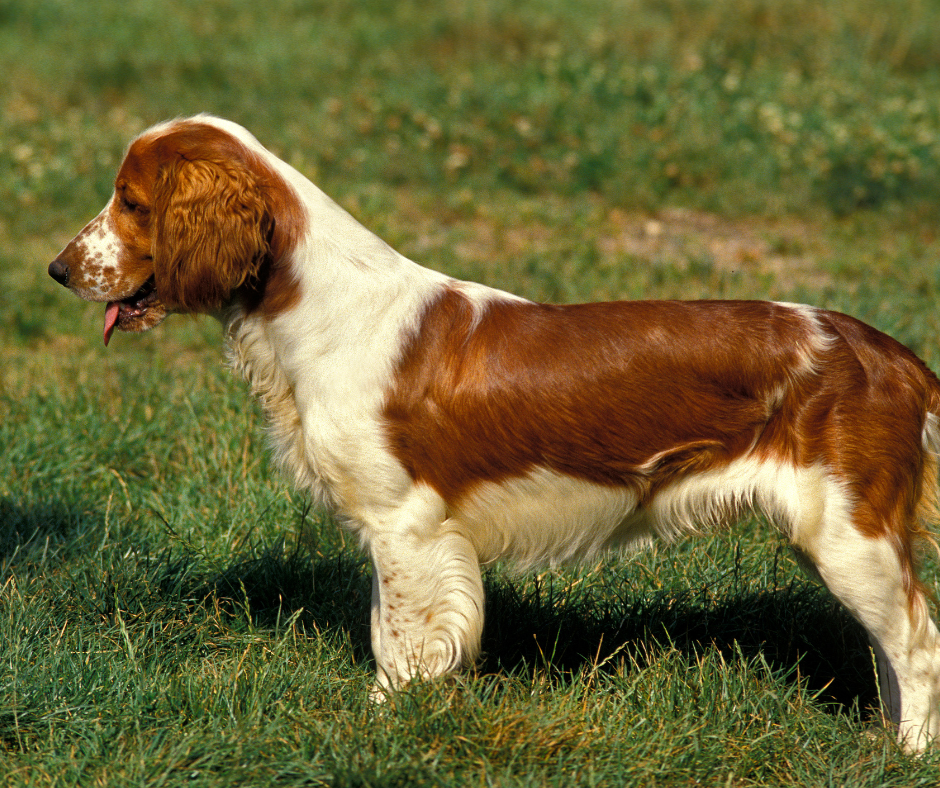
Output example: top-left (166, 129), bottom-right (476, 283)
top-left (153, 155), bottom-right (271, 313)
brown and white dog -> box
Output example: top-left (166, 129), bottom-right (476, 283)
top-left (50, 115), bottom-right (940, 751)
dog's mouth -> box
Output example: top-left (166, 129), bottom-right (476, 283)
top-left (103, 276), bottom-right (159, 346)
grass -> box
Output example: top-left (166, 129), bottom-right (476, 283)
top-left (3, 0), bottom-right (940, 784)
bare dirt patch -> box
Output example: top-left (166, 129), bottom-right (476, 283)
top-left (599, 206), bottom-right (833, 290)
top-left (385, 190), bottom-right (833, 294)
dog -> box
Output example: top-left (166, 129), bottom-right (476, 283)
top-left (49, 115), bottom-right (940, 751)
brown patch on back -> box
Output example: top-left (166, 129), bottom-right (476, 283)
top-left (383, 290), bottom-right (940, 604)
top-left (383, 292), bottom-right (822, 504)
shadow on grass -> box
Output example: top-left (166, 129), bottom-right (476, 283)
top-left (4, 497), bottom-right (875, 722)
top-left (0, 495), bottom-right (105, 565)
top-left (479, 572), bottom-right (876, 716)
top-left (191, 537), bottom-right (876, 720)
top-left (193, 540), bottom-right (374, 662)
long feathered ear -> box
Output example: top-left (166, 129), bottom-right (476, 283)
top-left (152, 155), bottom-right (271, 313)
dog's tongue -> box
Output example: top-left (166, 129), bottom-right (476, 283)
top-left (103, 302), bottom-right (119, 346)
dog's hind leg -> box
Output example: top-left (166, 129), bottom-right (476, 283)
top-left (790, 474), bottom-right (940, 752)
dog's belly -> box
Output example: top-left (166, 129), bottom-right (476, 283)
top-left (448, 467), bottom-right (644, 567)
top-left (447, 454), bottom-right (829, 569)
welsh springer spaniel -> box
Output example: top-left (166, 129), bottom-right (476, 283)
top-left (50, 116), bottom-right (940, 751)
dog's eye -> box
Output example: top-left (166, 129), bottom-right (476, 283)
top-left (121, 196), bottom-right (149, 216)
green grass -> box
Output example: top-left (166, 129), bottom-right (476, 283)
top-left (4, 0), bottom-right (940, 784)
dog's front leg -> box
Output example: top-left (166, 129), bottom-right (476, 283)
top-left (366, 515), bottom-right (484, 696)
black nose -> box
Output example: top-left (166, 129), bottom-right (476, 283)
top-left (48, 259), bottom-right (70, 286)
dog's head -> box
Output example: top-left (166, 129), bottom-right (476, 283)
top-left (49, 116), bottom-right (303, 344)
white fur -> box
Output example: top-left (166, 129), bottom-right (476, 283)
top-left (445, 455), bottom-right (832, 569)
top-left (797, 477), bottom-right (940, 750)
top-left (58, 197), bottom-right (126, 301)
top-left (772, 301), bottom-right (838, 379)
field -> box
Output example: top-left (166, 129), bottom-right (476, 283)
top-left (3, 0), bottom-right (940, 784)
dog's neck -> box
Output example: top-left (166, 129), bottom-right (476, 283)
top-left (218, 184), bottom-right (448, 515)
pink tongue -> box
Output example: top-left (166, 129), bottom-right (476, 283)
top-left (103, 302), bottom-right (120, 346)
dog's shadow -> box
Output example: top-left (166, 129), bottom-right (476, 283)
top-left (477, 569), bottom-right (876, 714)
top-left (199, 540), bottom-right (877, 718)
top-left (2, 499), bottom-right (875, 718)
top-left (0, 497), bottom-right (112, 565)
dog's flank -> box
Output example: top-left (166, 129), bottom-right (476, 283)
top-left (50, 115), bottom-right (940, 752)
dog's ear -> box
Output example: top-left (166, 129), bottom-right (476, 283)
top-left (152, 155), bottom-right (271, 313)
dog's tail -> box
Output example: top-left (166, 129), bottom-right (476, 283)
top-left (918, 396), bottom-right (940, 538)
top-left (907, 375), bottom-right (940, 616)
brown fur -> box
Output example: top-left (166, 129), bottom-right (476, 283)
top-left (121, 121), bottom-right (305, 317)
top-left (384, 289), bottom-right (940, 607)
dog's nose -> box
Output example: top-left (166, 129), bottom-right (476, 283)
top-left (48, 259), bottom-right (70, 286)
